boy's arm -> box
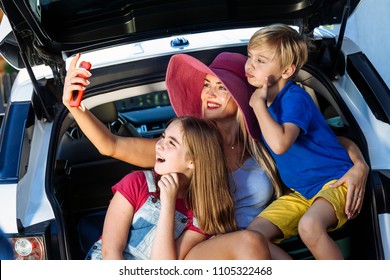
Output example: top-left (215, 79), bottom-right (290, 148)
top-left (63, 53), bottom-right (157, 168)
top-left (101, 192), bottom-right (134, 259)
top-left (332, 137), bottom-right (369, 220)
top-left (249, 77), bottom-right (300, 154)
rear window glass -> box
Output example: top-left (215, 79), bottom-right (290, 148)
top-left (114, 90), bottom-right (170, 113)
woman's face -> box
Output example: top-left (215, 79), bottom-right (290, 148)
top-left (200, 74), bottom-right (238, 121)
top-left (154, 120), bottom-right (193, 177)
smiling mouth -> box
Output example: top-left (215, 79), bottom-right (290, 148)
top-left (156, 155), bottom-right (166, 163)
top-left (207, 102), bottom-right (221, 109)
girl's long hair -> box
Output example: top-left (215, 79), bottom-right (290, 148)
top-left (177, 116), bottom-right (237, 235)
top-left (236, 110), bottom-right (284, 198)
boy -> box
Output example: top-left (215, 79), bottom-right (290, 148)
top-left (245, 25), bottom-right (362, 259)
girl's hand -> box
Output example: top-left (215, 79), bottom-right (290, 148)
top-left (157, 173), bottom-right (180, 208)
top-left (63, 53), bottom-right (92, 108)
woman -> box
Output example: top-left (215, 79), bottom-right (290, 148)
top-left (63, 52), bottom-right (368, 259)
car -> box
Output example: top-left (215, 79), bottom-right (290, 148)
top-left (0, 0), bottom-right (389, 260)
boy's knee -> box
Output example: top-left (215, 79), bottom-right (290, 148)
top-left (298, 215), bottom-right (321, 241)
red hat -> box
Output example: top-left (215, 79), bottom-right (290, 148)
top-left (166, 52), bottom-right (261, 140)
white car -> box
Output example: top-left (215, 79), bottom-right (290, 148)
top-left (0, 0), bottom-right (389, 260)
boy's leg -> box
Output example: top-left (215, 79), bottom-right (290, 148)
top-left (298, 197), bottom-right (342, 259)
top-left (248, 217), bottom-right (292, 260)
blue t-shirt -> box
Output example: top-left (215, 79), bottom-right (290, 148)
top-left (264, 81), bottom-right (353, 199)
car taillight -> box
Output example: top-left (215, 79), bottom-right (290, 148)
top-left (11, 236), bottom-right (46, 260)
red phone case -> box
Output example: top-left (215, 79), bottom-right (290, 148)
top-left (69, 61), bottom-right (92, 107)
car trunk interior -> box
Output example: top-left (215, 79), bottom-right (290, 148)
top-left (48, 42), bottom-right (378, 260)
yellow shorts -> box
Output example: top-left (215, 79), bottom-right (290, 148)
top-left (259, 180), bottom-right (348, 243)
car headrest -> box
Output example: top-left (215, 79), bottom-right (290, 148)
top-left (90, 102), bottom-right (117, 124)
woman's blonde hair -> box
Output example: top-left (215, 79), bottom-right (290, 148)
top-left (236, 110), bottom-right (284, 198)
top-left (248, 25), bottom-right (308, 78)
top-left (173, 116), bottom-right (237, 235)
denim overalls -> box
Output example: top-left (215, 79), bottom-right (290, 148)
top-left (85, 171), bottom-right (192, 260)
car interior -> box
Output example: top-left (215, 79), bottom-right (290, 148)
top-left (50, 44), bottom-right (376, 260)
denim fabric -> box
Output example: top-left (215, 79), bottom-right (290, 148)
top-left (86, 171), bottom-right (189, 260)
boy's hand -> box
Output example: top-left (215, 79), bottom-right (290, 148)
top-left (158, 173), bottom-right (179, 208)
top-left (249, 77), bottom-right (268, 109)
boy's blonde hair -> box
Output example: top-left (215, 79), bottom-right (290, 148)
top-left (248, 25), bottom-right (308, 77)
top-left (175, 116), bottom-right (237, 235)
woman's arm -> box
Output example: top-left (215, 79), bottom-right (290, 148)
top-left (333, 136), bottom-right (369, 219)
top-left (63, 53), bottom-right (157, 167)
top-left (101, 192), bottom-right (134, 260)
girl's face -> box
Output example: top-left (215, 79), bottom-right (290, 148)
top-left (245, 47), bottom-right (285, 90)
top-left (154, 120), bottom-right (193, 177)
top-left (200, 74), bottom-right (238, 121)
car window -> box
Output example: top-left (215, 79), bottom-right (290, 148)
top-left (114, 90), bottom-right (170, 113)
top-left (113, 90), bottom-right (175, 139)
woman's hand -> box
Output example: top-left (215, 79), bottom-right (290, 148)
top-left (332, 137), bottom-right (369, 220)
top-left (62, 53), bottom-right (92, 109)
top-left (331, 160), bottom-right (369, 220)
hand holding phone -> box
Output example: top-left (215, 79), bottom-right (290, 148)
top-left (69, 61), bottom-right (92, 107)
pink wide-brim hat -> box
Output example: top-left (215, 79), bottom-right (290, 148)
top-left (166, 52), bottom-right (261, 140)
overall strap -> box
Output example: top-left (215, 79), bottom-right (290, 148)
top-left (143, 171), bottom-right (199, 229)
top-left (143, 170), bottom-right (157, 192)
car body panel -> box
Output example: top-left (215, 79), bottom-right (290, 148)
top-left (379, 213), bottom-right (390, 259)
top-left (334, 75), bottom-right (390, 170)
top-left (17, 119), bottom-right (55, 228)
top-left (0, 183), bottom-right (18, 232)
top-left (0, 66), bottom-right (55, 232)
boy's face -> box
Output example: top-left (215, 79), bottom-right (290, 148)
top-left (245, 46), bottom-right (286, 90)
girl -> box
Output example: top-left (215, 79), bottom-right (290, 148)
top-left (86, 116), bottom-right (237, 260)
